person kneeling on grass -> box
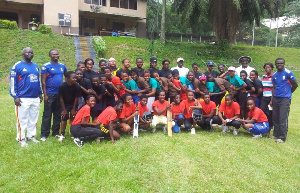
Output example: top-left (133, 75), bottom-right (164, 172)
top-left (170, 94), bottom-right (184, 133)
top-left (70, 95), bottom-right (110, 147)
top-left (138, 94), bottom-right (152, 130)
top-left (236, 98), bottom-right (269, 138)
top-left (119, 93), bottom-right (139, 133)
top-left (151, 91), bottom-right (170, 132)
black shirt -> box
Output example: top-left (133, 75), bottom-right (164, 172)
top-left (131, 67), bottom-right (144, 77)
top-left (78, 78), bottom-right (92, 99)
top-left (102, 83), bottom-right (115, 108)
top-left (159, 68), bottom-right (173, 78)
top-left (83, 70), bottom-right (98, 81)
top-left (59, 82), bottom-right (81, 106)
top-left (148, 68), bottom-right (160, 78)
top-left (116, 68), bottom-right (130, 79)
top-left (194, 72), bottom-right (202, 79)
top-left (204, 70), bottom-right (219, 78)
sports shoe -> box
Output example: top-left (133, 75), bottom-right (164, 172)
top-left (40, 137), bottom-right (46, 142)
top-left (58, 135), bottom-right (65, 142)
top-left (221, 126), bottom-right (229, 133)
top-left (275, 139), bottom-right (285, 143)
top-left (209, 126), bottom-right (213, 132)
top-left (95, 137), bottom-right (102, 143)
top-left (54, 135), bottom-right (60, 138)
top-left (163, 126), bottom-right (167, 133)
top-left (191, 128), bottom-right (196, 134)
top-left (252, 134), bottom-right (262, 138)
top-left (27, 136), bottom-right (39, 143)
top-left (233, 128), bottom-right (239, 136)
top-left (73, 138), bottom-right (83, 147)
top-left (152, 127), bottom-right (156, 133)
top-left (19, 139), bottom-right (28, 147)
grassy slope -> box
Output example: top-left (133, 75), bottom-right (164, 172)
top-left (0, 29), bottom-right (299, 192)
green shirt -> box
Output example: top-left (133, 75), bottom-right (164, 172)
top-left (122, 79), bottom-right (138, 91)
top-left (179, 76), bottom-right (191, 85)
top-left (226, 75), bottom-right (245, 88)
top-left (206, 82), bottom-right (220, 93)
top-left (148, 77), bottom-right (161, 93)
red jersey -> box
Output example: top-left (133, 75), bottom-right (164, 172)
top-left (199, 100), bottom-right (216, 115)
top-left (171, 102), bottom-right (184, 119)
top-left (72, 105), bottom-right (90, 125)
top-left (182, 99), bottom-right (196, 118)
top-left (138, 102), bottom-right (149, 117)
top-left (152, 100), bottom-right (169, 116)
top-left (96, 106), bottom-right (118, 126)
top-left (248, 107), bottom-right (268, 123)
top-left (218, 101), bottom-right (240, 119)
top-left (110, 76), bottom-right (126, 96)
top-left (119, 103), bottom-right (136, 118)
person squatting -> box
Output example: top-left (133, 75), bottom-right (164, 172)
top-left (9, 50), bottom-right (298, 147)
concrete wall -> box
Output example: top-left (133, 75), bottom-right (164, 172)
top-left (10, 0), bottom-right (43, 4)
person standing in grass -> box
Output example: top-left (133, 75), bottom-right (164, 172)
top-left (171, 57), bottom-right (189, 77)
top-left (116, 58), bottom-right (131, 78)
top-left (40, 49), bottom-right (67, 142)
top-left (271, 58), bottom-right (298, 143)
top-left (237, 98), bottom-right (269, 138)
top-left (192, 62), bottom-right (202, 79)
top-left (159, 59), bottom-right (173, 78)
top-left (131, 58), bottom-right (144, 77)
top-left (249, 70), bottom-right (263, 107)
top-left (204, 61), bottom-right (219, 78)
top-left (83, 58), bottom-right (98, 81)
top-left (9, 47), bottom-right (43, 147)
top-left (108, 57), bottom-right (119, 76)
top-left (235, 56), bottom-right (255, 78)
top-left (148, 56), bottom-right (160, 78)
top-left (58, 71), bottom-right (81, 142)
top-left (75, 69), bottom-right (92, 110)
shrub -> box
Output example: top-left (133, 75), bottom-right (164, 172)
top-left (92, 36), bottom-right (106, 57)
top-left (0, 19), bottom-right (18, 30)
top-left (38, 24), bottom-right (52, 34)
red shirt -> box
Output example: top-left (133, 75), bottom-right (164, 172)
top-left (218, 101), bottom-right (240, 119)
top-left (248, 107), bottom-right (268, 123)
top-left (199, 100), bottom-right (216, 115)
top-left (182, 99), bottom-right (196, 118)
top-left (72, 105), bottom-right (90, 125)
top-left (96, 106), bottom-right (118, 126)
top-left (110, 76), bottom-right (126, 96)
top-left (173, 79), bottom-right (187, 100)
top-left (152, 100), bottom-right (169, 116)
top-left (171, 102), bottom-right (184, 119)
top-left (138, 102), bottom-right (149, 117)
top-left (119, 103), bottom-right (136, 118)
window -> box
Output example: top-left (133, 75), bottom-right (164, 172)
top-left (112, 22), bottom-right (125, 31)
top-left (84, 0), bottom-right (106, 6)
top-left (83, 18), bottom-right (95, 29)
top-left (110, 0), bottom-right (137, 10)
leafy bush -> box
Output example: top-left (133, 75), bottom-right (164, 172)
top-left (0, 19), bottom-right (18, 30)
top-left (38, 24), bottom-right (52, 34)
top-left (92, 36), bottom-right (106, 57)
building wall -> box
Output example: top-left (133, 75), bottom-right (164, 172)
top-left (10, 0), bottom-right (43, 4)
top-left (43, 0), bottom-right (79, 35)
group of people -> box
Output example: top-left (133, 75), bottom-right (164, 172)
top-left (9, 47), bottom-right (298, 147)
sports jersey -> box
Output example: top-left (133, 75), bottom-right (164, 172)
top-left (152, 100), bottom-right (169, 116)
top-left (206, 82), bottom-right (220, 93)
top-left (41, 62), bottom-right (67, 94)
top-left (171, 102), bottom-right (184, 119)
top-left (272, 68), bottom-right (296, 99)
top-left (10, 60), bottom-right (42, 99)
top-left (262, 73), bottom-right (273, 97)
top-left (110, 76), bottom-right (126, 96)
top-left (138, 102), bottom-right (149, 117)
top-left (199, 100), bottom-right (216, 115)
top-left (226, 75), bottom-right (245, 88)
top-left (96, 106), bottom-right (118, 125)
top-left (119, 103), bottom-right (136, 118)
top-left (218, 101), bottom-right (240, 119)
top-left (72, 104), bottom-right (90, 125)
top-left (248, 107), bottom-right (268, 123)
top-left (122, 79), bottom-right (138, 91)
top-left (182, 99), bottom-right (196, 118)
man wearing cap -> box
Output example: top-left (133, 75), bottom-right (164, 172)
top-left (171, 57), bottom-right (189, 77)
top-left (204, 61), bottom-right (219, 78)
top-left (235, 56), bottom-right (255, 78)
top-left (271, 58), bottom-right (298, 143)
top-left (148, 56), bottom-right (160, 78)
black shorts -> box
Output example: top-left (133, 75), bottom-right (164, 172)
top-left (61, 105), bottom-right (76, 121)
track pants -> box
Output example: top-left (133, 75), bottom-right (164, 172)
top-left (15, 97), bottom-right (40, 141)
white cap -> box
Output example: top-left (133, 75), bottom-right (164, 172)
top-left (177, 57), bottom-right (184, 62)
top-left (108, 57), bottom-right (116, 61)
top-left (228, 66), bottom-right (236, 71)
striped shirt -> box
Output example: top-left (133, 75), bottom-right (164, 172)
top-left (262, 73), bottom-right (273, 97)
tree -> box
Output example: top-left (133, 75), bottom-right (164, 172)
top-left (174, 0), bottom-right (288, 43)
top-left (160, 0), bottom-right (166, 44)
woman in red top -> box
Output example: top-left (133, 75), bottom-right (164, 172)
top-left (70, 95), bottom-right (103, 147)
top-left (119, 93), bottom-right (139, 133)
top-left (171, 94), bottom-right (184, 132)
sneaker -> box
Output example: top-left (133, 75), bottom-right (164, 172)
top-left (54, 135), bottom-right (60, 138)
top-left (209, 126), bottom-right (213, 132)
top-left (252, 134), bottom-right (262, 138)
top-left (163, 126), bottom-right (166, 133)
top-left (95, 137), bottom-right (102, 143)
top-left (152, 127), bottom-right (156, 133)
top-left (233, 128), bottom-right (239, 136)
top-left (221, 126), bottom-right (229, 133)
top-left (275, 139), bottom-right (285, 143)
top-left (191, 128), bottom-right (196, 134)
top-left (58, 135), bottom-right (65, 142)
top-left (40, 137), bottom-right (47, 142)
top-left (73, 138), bottom-right (83, 147)
top-left (19, 139), bottom-right (28, 147)
top-left (27, 136), bottom-right (39, 143)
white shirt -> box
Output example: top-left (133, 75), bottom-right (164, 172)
top-left (235, 65), bottom-right (255, 78)
top-left (171, 66), bottom-right (190, 77)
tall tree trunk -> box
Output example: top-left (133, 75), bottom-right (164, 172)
top-left (160, 0), bottom-right (166, 44)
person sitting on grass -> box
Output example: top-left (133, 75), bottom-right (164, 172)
top-left (182, 91), bottom-right (201, 134)
top-left (213, 94), bottom-right (242, 135)
top-left (236, 98), bottom-right (269, 138)
top-left (59, 71), bottom-right (81, 142)
top-left (151, 91), bottom-right (170, 132)
top-left (196, 93), bottom-right (217, 132)
top-left (138, 94), bottom-right (152, 130)
top-left (170, 94), bottom-right (184, 133)
top-left (70, 95), bottom-right (110, 147)
top-left (119, 93), bottom-right (139, 133)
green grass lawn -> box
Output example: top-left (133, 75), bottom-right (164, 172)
top-left (0, 81), bottom-right (299, 192)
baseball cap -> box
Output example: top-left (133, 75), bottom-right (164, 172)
top-left (150, 57), bottom-right (157, 63)
top-left (177, 57), bottom-right (184, 62)
top-left (207, 61), bottom-right (214, 66)
top-left (228, 66), bottom-right (236, 71)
